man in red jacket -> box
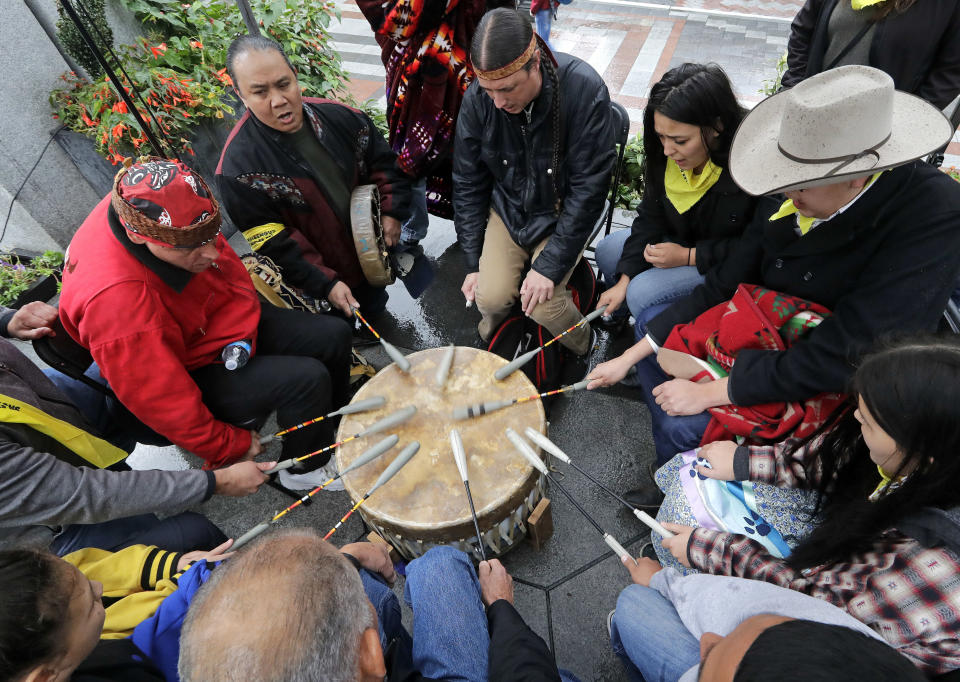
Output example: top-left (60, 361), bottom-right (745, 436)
top-left (59, 158), bottom-right (352, 489)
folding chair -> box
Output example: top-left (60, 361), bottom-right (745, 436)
top-left (584, 99), bottom-right (632, 264)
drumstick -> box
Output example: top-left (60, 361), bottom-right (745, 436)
top-left (493, 305), bottom-right (608, 381)
top-left (232, 435), bottom-right (400, 550)
top-left (352, 307), bottom-right (411, 373)
top-left (435, 345), bottom-right (455, 388)
top-left (264, 405), bottom-right (417, 474)
top-left (323, 441), bottom-right (421, 541)
top-left (452, 380), bottom-right (589, 420)
top-left (259, 396), bottom-right (387, 444)
top-left (522, 428), bottom-right (674, 539)
top-left (450, 429), bottom-right (487, 561)
top-left (505, 429), bottom-right (637, 565)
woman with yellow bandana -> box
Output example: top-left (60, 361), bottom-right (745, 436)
top-left (595, 63), bottom-right (758, 328)
top-left (782, 0), bottom-right (960, 110)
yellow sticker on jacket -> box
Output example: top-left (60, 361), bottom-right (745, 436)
top-left (242, 223), bottom-right (285, 251)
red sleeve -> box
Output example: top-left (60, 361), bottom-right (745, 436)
top-left (78, 283), bottom-right (251, 467)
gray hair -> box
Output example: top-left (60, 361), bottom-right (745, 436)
top-left (225, 34), bottom-right (297, 93)
top-left (178, 528), bottom-right (374, 682)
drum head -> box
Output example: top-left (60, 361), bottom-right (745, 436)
top-left (336, 347), bottom-right (547, 542)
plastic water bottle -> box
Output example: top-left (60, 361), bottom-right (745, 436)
top-left (221, 340), bottom-right (251, 371)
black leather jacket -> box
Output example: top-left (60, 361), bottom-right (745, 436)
top-left (453, 52), bottom-right (615, 283)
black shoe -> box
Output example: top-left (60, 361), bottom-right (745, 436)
top-left (623, 484), bottom-right (664, 511)
top-left (638, 540), bottom-right (658, 560)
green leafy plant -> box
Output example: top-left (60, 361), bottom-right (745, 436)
top-left (943, 166), bottom-right (960, 183)
top-left (0, 251), bottom-right (64, 307)
top-left (49, 0), bottom-right (351, 163)
top-left (759, 52), bottom-right (788, 97)
top-left (614, 133), bottom-right (645, 210)
top-left (56, 0), bottom-right (114, 79)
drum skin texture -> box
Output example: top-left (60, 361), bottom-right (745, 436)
top-left (336, 347), bottom-right (547, 558)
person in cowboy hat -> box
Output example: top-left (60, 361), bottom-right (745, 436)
top-left (454, 8), bottom-right (615, 355)
top-left (587, 65), bottom-right (960, 506)
top-left (58, 158), bottom-right (353, 490)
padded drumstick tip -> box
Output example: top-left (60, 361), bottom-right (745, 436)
top-left (505, 428), bottom-right (550, 475)
top-left (633, 509), bottom-right (675, 538)
top-left (435, 345), bottom-right (455, 387)
top-left (450, 429), bottom-right (469, 483)
top-left (582, 304), bottom-right (609, 324)
top-left (494, 346), bottom-right (542, 381)
top-left (338, 396), bottom-right (387, 415)
top-left (451, 399), bottom-right (512, 420)
top-left (380, 338), bottom-right (411, 373)
top-left (369, 440), bottom-right (421, 494)
top-left (340, 434), bottom-right (400, 476)
top-left (262, 459), bottom-right (297, 474)
top-left (231, 522), bottom-right (271, 551)
top-left (523, 428), bottom-right (571, 463)
top-left (359, 405), bottom-right (417, 437)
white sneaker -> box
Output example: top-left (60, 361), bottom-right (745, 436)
top-left (278, 459), bottom-right (345, 491)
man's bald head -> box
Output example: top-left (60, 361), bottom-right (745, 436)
top-left (179, 529), bottom-right (373, 682)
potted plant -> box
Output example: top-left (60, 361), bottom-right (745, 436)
top-left (0, 251), bottom-right (64, 308)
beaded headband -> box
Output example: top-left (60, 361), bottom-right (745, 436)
top-left (474, 33), bottom-right (538, 81)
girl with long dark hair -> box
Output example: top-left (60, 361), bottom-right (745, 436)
top-left (654, 336), bottom-right (960, 675)
top-left (595, 63), bottom-right (757, 326)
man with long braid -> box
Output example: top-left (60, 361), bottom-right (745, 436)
top-left (454, 8), bottom-right (615, 355)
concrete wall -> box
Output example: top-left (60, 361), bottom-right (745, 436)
top-left (0, 1), bottom-right (105, 252)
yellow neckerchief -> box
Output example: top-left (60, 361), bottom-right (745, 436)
top-left (0, 394), bottom-right (126, 469)
top-left (768, 171), bottom-right (884, 235)
top-left (868, 464), bottom-right (907, 502)
top-left (851, 0), bottom-right (884, 9)
top-left (664, 158), bottom-right (723, 215)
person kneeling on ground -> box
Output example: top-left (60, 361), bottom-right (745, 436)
top-left (609, 557), bottom-right (924, 681)
top-left (179, 529), bottom-right (573, 681)
top-left (58, 158), bottom-right (353, 491)
top-left (454, 8), bottom-right (615, 355)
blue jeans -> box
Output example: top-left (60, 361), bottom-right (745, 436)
top-left (400, 177), bottom-right (429, 246)
top-left (50, 512), bottom-right (226, 556)
top-left (633, 305), bottom-right (712, 465)
top-left (535, 9), bottom-right (554, 51)
top-left (359, 568), bottom-right (411, 651)
top-left (595, 230), bottom-right (705, 321)
top-left (404, 546), bottom-right (490, 682)
top-left (610, 584), bottom-right (701, 682)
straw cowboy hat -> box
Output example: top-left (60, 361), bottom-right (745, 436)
top-left (729, 65), bottom-right (954, 196)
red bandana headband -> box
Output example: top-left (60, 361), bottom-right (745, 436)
top-left (474, 33), bottom-right (538, 81)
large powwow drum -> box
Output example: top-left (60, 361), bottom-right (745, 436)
top-left (350, 184), bottom-right (395, 287)
top-left (336, 347), bottom-right (547, 560)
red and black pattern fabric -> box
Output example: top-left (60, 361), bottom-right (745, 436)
top-left (119, 159), bottom-right (214, 229)
top-left (356, 0), bottom-right (485, 218)
top-left (662, 284), bottom-right (847, 446)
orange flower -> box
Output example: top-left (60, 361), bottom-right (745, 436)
top-left (81, 110), bottom-right (96, 127)
top-left (111, 123), bottom-right (126, 140)
top-left (190, 40), bottom-right (203, 49)
top-left (100, 131), bottom-right (108, 144)
top-left (213, 68), bottom-right (233, 86)
top-left (150, 43), bottom-right (167, 59)
top-left (112, 101), bottom-right (128, 114)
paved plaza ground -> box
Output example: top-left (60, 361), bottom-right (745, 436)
top-left (9, 1), bottom-right (959, 679)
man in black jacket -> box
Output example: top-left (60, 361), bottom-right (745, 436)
top-left (588, 66), bottom-right (960, 501)
top-left (179, 530), bottom-right (566, 681)
top-left (454, 9), bottom-right (614, 355)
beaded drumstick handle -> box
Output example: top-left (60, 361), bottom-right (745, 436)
top-left (523, 428), bottom-right (674, 539)
top-left (264, 406), bottom-right (416, 474)
top-left (452, 380), bottom-right (589, 421)
top-left (506, 428), bottom-right (637, 565)
top-left (232, 435), bottom-right (400, 550)
top-left (494, 305), bottom-right (607, 380)
top-left (323, 441), bottom-right (421, 541)
top-left (260, 396), bottom-right (387, 444)
top-left (352, 308), bottom-right (411, 373)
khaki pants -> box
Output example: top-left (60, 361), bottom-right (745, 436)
top-left (476, 211), bottom-right (590, 355)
